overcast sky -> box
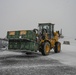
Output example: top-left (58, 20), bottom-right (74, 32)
top-left (0, 0), bottom-right (76, 38)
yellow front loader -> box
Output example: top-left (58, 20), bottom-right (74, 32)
top-left (36, 23), bottom-right (61, 55)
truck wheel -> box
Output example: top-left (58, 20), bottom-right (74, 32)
top-left (54, 42), bottom-right (61, 53)
top-left (41, 42), bottom-right (50, 56)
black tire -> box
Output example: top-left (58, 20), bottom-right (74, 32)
top-left (54, 42), bottom-right (61, 53)
top-left (41, 42), bottom-right (50, 56)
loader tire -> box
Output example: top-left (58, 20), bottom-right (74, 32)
top-left (41, 42), bottom-right (50, 56)
top-left (54, 42), bottom-right (61, 53)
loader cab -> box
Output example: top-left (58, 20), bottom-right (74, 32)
top-left (38, 23), bottom-right (54, 39)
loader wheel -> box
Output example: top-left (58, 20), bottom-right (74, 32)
top-left (54, 42), bottom-right (61, 53)
top-left (41, 42), bottom-right (50, 56)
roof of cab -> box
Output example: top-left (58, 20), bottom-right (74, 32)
top-left (38, 23), bottom-right (54, 26)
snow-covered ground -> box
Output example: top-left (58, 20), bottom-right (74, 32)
top-left (47, 37), bottom-right (76, 66)
top-left (0, 37), bottom-right (76, 75)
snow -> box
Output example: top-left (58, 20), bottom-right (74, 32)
top-left (47, 37), bottom-right (76, 66)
